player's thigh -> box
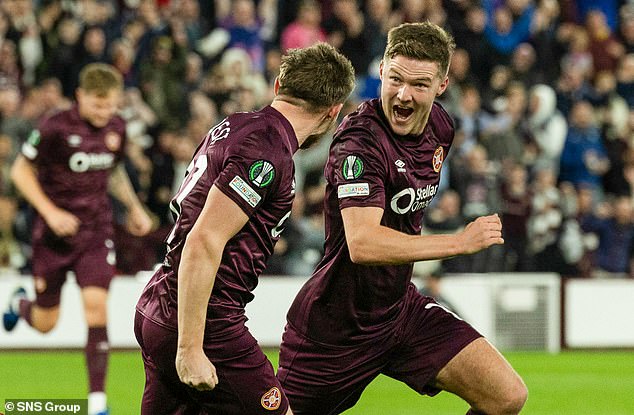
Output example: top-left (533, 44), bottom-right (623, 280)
top-left (73, 237), bottom-right (116, 291)
top-left (200, 332), bottom-right (290, 415)
top-left (432, 337), bottom-right (527, 412)
top-left (134, 312), bottom-right (200, 414)
top-left (31, 243), bottom-right (71, 309)
top-left (278, 324), bottom-right (387, 415)
top-left (383, 293), bottom-right (482, 396)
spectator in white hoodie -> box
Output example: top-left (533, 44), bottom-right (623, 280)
top-left (526, 84), bottom-right (567, 174)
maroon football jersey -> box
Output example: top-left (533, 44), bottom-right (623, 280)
top-left (137, 106), bottom-right (297, 337)
top-left (21, 105), bottom-right (126, 244)
top-left (287, 98), bottom-right (454, 345)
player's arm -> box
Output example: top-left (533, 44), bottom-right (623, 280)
top-left (10, 154), bottom-right (80, 237)
top-left (342, 206), bottom-right (504, 266)
top-left (108, 163), bottom-right (153, 236)
top-left (175, 184), bottom-right (249, 391)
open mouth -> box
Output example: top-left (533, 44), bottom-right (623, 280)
top-left (393, 105), bottom-right (413, 121)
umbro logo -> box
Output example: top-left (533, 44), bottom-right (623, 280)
top-left (395, 159), bottom-right (406, 173)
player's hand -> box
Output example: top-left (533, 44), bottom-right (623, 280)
top-left (458, 214), bottom-right (504, 255)
top-left (43, 207), bottom-right (80, 237)
top-left (126, 205), bottom-right (154, 236)
top-left (175, 347), bottom-right (219, 391)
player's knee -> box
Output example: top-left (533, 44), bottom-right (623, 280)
top-left (496, 379), bottom-right (528, 415)
top-left (32, 306), bottom-right (60, 333)
top-left (34, 316), bottom-right (58, 333)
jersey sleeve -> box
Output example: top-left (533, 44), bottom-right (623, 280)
top-left (20, 117), bottom-right (56, 166)
top-left (328, 128), bottom-right (387, 210)
top-left (213, 132), bottom-right (286, 217)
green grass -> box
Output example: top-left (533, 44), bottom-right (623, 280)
top-left (0, 350), bottom-right (633, 414)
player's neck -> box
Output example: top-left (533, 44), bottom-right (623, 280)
top-left (270, 100), bottom-right (324, 148)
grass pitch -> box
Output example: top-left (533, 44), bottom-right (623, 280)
top-left (0, 350), bottom-right (633, 414)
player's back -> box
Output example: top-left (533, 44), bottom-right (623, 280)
top-left (137, 106), bottom-right (298, 338)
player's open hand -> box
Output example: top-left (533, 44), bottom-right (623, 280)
top-left (43, 207), bottom-right (80, 237)
top-left (175, 347), bottom-right (219, 391)
top-left (126, 205), bottom-right (154, 236)
top-left (459, 213), bottom-right (504, 255)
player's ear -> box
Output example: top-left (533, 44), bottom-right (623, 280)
top-left (273, 77), bottom-right (280, 95)
top-left (328, 103), bottom-right (344, 120)
top-left (436, 76), bottom-right (449, 97)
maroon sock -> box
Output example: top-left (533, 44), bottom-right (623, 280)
top-left (86, 326), bottom-right (109, 392)
top-left (19, 298), bottom-right (34, 326)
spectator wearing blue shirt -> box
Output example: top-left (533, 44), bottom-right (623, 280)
top-left (559, 100), bottom-right (610, 194)
top-left (580, 195), bottom-right (634, 277)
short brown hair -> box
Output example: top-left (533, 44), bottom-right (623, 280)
top-left (384, 22), bottom-right (456, 78)
top-left (277, 42), bottom-right (355, 112)
top-left (78, 63), bottom-right (123, 96)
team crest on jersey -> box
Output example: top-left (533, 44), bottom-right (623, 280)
top-left (249, 160), bottom-right (275, 188)
top-left (342, 154), bottom-right (364, 180)
top-left (67, 134), bottom-right (82, 147)
top-left (105, 132), bottom-right (121, 151)
top-left (261, 387), bottom-right (281, 410)
top-left (432, 146), bottom-right (444, 173)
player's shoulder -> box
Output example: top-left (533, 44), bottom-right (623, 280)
top-left (108, 113), bottom-right (127, 131)
top-left (39, 106), bottom-right (72, 129)
top-left (225, 107), bottom-right (295, 154)
top-left (335, 99), bottom-right (387, 146)
top-left (429, 101), bottom-right (455, 143)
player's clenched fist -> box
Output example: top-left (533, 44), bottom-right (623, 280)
top-left (175, 348), bottom-right (219, 391)
top-left (458, 213), bottom-right (504, 255)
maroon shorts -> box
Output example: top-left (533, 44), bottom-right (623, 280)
top-left (134, 311), bottom-right (289, 415)
top-left (277, 290), bottom-right (482, 415)
top-left (31, 234), bottom-right (116, 308)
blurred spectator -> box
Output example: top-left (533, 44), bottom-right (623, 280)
top-left (528, 170), bottom-right (584, 276)
top-left (559, 100), bottom-right (610, 196)
top-left (41, 17), bottom-right (83, 96)
top-left (452, 145), bottom-right (503, 272)
top-left (139, 35), bottom-right (187, 130)
top-left (526, 84), bottom-right (567, 174)
top-left (479, 81), bottom-right (528, 167)
top-left (580, 195), bottom-right (634, 277)
top-left (323, 0), bottom-right (373, 77)
top-left (619, 5), bottom-right (634, 54)
top-left (220, 0), bottom-right (265, 72)
top-left (509, 42), bottom-right (542, 88)
top-left (584, 9), bottom-right (624, 74)
top-left (529, 0), bottom-right (565, 85)
top-left (0, 82), bottom-right (33, 151)
top-left (280, 0), bottom-right (326, 53)
top-left (483, 1), bottom-right (534, 67)
top-left (440, 48), bottom-right (480, 115)
top-left (451, 5), bottom-right (491, 86)
top-left (363, 0), bottom-right (399, 62)
top-left (616, 53), bottom-right (634, 108)
top-left (555, 62), bottom-right (595, 118)
top-left (500, 163), bottom-right (532, 271)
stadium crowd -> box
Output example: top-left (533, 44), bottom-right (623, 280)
top-left (1, 0), bottom-right (634, 279)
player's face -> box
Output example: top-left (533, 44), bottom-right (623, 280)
top-left (77, 88), bottom-right (121, 128)
top-left (380, 55), bottom-right (448, 137)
